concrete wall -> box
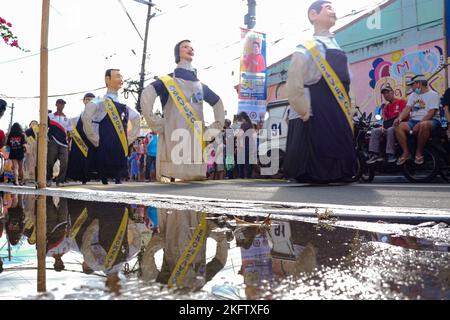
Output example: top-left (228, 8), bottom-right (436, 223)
top-left (349, 39), bottom-right (446, 113)
top-left (337, 0), bottom-right (444, 64)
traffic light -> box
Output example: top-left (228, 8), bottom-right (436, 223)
top-left (244, 0), bottom-right (256, 29)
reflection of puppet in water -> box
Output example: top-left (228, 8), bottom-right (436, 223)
top-left (242, 40), bottom-right (266, 74)
top-left (140, 209), bottom-right (229, 292)
top-left (79, 202), bottom-right (141, 294)
top-left (21, 194), bottom-right (36, 245)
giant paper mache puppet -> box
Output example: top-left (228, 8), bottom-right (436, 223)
top-left (82, 69), bottom-right (140, 185)
top-left (285, 0), bottom-right (357, 183)
top-left (140, 40), bottom-right (225, 182)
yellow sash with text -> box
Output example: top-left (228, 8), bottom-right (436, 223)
top-left (68, 208), bottom-right (88, 240)
top-left (104, 208), bottom-right (129, 271)
top-left (104, 98), bottom-right (129, 157)
top-left (305, 40), bottom-right (354, 133)
top-left (168, 212), bottom-right (207, 288)
top-left (159, 75), bottom-right (204, 151)
top-left (70, 124), bottom-right (89, 158)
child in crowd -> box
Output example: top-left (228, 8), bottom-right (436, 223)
top-left (129, 147), bottom-right (139, 181)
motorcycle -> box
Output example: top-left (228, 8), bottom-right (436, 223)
top-left (353, 108), bottom-right (376, 182)
top-left (353, 107), bottom-right (448, 183)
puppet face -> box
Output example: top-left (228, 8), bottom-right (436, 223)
top-left (310, 3), bottom-right (337, 28)
top-left (106, 70), bottom-right (123, 92)
top-left (83, 96), bottom-right (94, 106)
top-left (179, 41), bottom-right (194, 62)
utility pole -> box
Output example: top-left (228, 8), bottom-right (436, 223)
top-left (244, 0), bottom-right (256, 29)
top-left (135, 0), bottom-right (155, 113)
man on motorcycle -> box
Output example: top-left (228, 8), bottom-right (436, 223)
top-left (366, 84), bottom-right (406, 164)
top-left (394, 74), bottom-right (441, 166)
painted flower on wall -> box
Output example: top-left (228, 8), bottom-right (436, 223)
top-left (0, 16), bottom-right (28, 51)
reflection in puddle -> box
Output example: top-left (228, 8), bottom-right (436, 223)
top-left (0, 192), bottom-right (449, 300)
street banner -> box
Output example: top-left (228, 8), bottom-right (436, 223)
top-left (238, 28), bottom-right (267, 123)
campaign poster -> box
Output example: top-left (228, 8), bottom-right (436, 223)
top-left (238, 28), bottom-right (268, 123)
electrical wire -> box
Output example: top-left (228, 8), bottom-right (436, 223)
top-left (0, 35), bottom-right (97, 65)
top-left (0, 76), bottom-right (155, 100)
top-left (117, 0), bottom-right (144, 41)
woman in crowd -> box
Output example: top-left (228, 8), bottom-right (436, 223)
top-left (6, 123), bottom-right (26, 185)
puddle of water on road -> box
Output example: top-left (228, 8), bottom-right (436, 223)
top-left (0, 192), bottom-right (449, 300)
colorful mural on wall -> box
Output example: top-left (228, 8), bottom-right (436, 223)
top-left (264, 40), bottom-right (447, 113)
top-left (351, 40), bottom-right (446, 114)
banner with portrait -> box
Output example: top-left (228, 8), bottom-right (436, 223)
top-left (238, 28), bottom-right (267, 123)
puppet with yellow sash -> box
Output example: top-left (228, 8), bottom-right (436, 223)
top-left (140, 208), bottom-right (229, 290)
top-left (66, 93), bottom-right (95, 184)
top-left (140, 40), bottom-right (225, 182)
top-left (82, 70), bottom-right (140, 185)
top-left (285, 1), bottom-right (357, 183)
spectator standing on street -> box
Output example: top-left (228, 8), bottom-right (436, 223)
top-left (129, 146), bottom-right (139, 181)
top-left (47, 99), bottom-right (72, 187)
top-left (6, 123), bottom-right (27, 185)
top-left (145, 131), bottom-right (158, 182)
top-left (23, 120), bottom-right (39, 184)
top-left (138, 140), bottom-right (146, 182)
top-left (236, 112), bottom-right (254, 179)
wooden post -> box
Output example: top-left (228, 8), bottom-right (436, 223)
top-left (37, 0), bottom-right (50, 293)
top-left (38, 0), bottom-right (49, 190)
top-left (36, 195), bottom-right (46, 292)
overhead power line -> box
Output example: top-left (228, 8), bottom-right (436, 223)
top-left (118, 0), bottom-right (144, 41)
top-left (0, 35), bottom-right (97, 65)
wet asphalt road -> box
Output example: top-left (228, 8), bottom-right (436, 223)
top-left (5, 175), bottom-right (447, 213)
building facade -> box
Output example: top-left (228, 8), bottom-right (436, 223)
top-left (266, 0), bottom-right (446, 115)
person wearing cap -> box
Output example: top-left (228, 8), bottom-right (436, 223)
top-left (140, 40), bottom-right (225, 182)
top-left (82, 69), bottom-right (140, 185)
top-left (47, 99), bottom-right (72, 187)
top-left (366, 84), bottom-right (406, 164)
top-left (286, 1), bottom-right (356, 183)
top-left (67, 93), bottom-right (96, 184)
top-left (394, 74), bottom-right (441, 165)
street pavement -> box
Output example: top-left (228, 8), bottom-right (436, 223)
top-left (63, 176), bottom-right (450, 209)
top-left (2, 176), bottom-right (449, 220)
